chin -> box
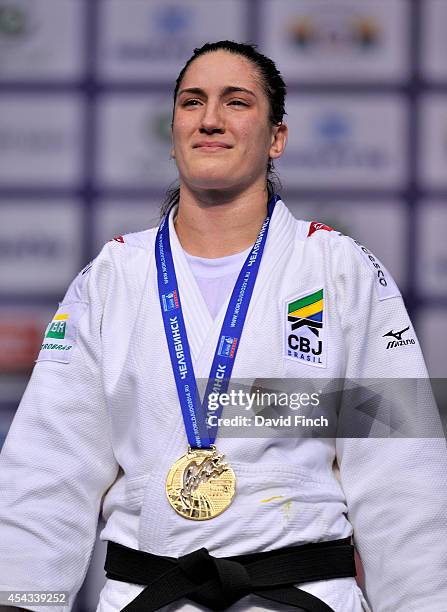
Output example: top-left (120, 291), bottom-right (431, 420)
top-left (186, 168), bottom-right (242, 191)
top-left (191, 180), bottom-right (243, 195)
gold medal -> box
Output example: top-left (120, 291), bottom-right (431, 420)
top-left (166, 445), bottom-right (236, 520)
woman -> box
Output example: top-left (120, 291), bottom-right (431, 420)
top-left (0, 41), bottom-right (446, 612)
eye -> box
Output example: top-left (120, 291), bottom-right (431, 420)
top-left (182, 99), bottom-right (202, 107)
top-left (228, 99), bottom-right (249, 107)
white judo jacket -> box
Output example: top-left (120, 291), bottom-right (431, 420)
top-left (0, 200), bottom-right (446, 612)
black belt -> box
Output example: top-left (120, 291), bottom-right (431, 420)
top-left (105, 537), bottom-right (356, 611)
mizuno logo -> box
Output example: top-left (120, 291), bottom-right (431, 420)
top-left (383, 326), bottom-right (410, 341)
top-left (383, 325), bottom-right (415, 350)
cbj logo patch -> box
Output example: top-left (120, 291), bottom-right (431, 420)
top-left (383, 325), bottom-right (416, 350)
top-left (284, 288), bottom-right (327, 368)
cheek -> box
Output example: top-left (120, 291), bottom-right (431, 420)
top-left (238, 122), bottom-right (272, 158)
top-left (172, 117), bottom-right (194, 147)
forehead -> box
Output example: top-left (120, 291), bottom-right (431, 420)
top-left (179, 50), bottom-right (262, 93)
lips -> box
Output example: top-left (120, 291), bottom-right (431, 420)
top-left (193, 142), bottom-right (232, 149)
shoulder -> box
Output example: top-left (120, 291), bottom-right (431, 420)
top-left (294, 216), bottom-right (401, 301)
top-left (106, 227), bottom-right (157, 252)
top-left (62, 226), bottom-right (158, 304)
top-left (96, 226), bottom-right (158, 269)
top-left (293, 218), bottom-right (336, 242)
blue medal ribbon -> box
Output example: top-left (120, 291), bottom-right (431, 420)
top-left (156, 195), bottom-right (278, 449)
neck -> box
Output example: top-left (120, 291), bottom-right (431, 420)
top-left (174, 184), bottom-right (271, 258)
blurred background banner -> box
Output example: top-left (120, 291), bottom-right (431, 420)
top-left (0, 0), bottom-right (446, 609)
top-left (261, 0), bottom-right (410, 82)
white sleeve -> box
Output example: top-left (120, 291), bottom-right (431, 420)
top-left (0, 249), bottom-right (119, 612)
top-left (333, 235), bottom-right (447, 612)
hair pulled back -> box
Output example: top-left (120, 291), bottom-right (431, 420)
top-left (160, 40), bottom-right (287, 217)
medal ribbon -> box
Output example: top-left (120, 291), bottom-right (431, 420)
top-left (156, 195), bottom-right (278, 448)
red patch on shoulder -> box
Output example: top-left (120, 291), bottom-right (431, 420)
top-left (110, 235), bottom-right (125, 244)
top-left (307, 221), bottom-right (334, 237)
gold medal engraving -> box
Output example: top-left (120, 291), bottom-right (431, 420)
top-left (166, 446), bottom-right (236, 520)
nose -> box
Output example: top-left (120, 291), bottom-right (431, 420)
top-left (199, 100), bottom-right (224, 134)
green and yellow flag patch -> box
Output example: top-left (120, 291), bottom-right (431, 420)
top-left (285, 288), bottom-right (327, 368)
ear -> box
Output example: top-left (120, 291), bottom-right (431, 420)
top-left (269, 123), bottom-right (288, 160)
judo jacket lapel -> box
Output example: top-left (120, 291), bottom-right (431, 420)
top-left (167, 200), bottom-right (298, 381)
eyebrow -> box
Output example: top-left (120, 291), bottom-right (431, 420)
top-left (177, 86), bottom-right (256, 98)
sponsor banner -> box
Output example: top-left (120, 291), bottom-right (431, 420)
top-left (0, 308), bottom-right (50, 373)
top-left (96, 93), bottom-right (177, 188)
top-left (0, 200), bottom-right (83, 294)
top-left (287, 199), bottom-right (407, 290)
top-left (94, 199), bottom-right (161, 251)
top-left (97, 0), bottom-right (247, 82)
top-left (419, 94), bottom-right (447, 190)
top-left (417, 308), bottom-right (447, 378)
top-left (416, 200), bottom-right (447, 298)
top-left (421, 0), bottom-right (447, 83)
top-left (0, 94), bottom-right (83, 186)
top-left (277, 94), bottom-right (407, 188)
top-left (260, 0), bottom-right (409, 83)
top-left (0, 0), bottom-right (84, 81)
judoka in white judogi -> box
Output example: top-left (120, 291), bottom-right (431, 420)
top-left (0, 199), bottom-right (446, 612)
